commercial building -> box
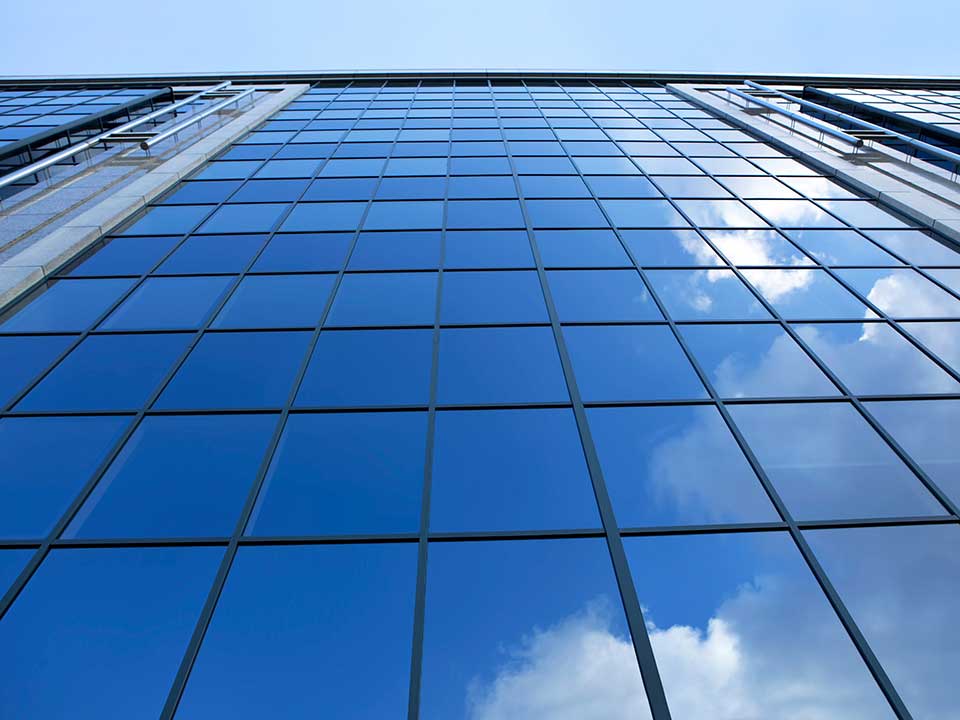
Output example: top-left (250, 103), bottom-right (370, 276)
top-left (1, 71), bottom-right (959, 719)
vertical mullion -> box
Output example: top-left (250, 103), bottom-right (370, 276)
top-left (571, 80), bottom-right (915, 720)
top-left (502, 79), bottom-right (674, 720)
top-left (406, 77), bottom-right (445, 720)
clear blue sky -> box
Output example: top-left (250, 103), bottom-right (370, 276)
top-left (5, 0), bottom-right (960, 77)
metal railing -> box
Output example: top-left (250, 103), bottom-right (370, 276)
top-left (140, 87), bottom-right (255, 151)
top-left (741, 80), bottom-right (960, 170)
top-left (723, 86), bottom-right (863, 146)
top-left (0, 81), bottom-right (233, 191)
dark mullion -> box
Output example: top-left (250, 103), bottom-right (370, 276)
top-left (0, 85), bottom-right (340, 624)
top-left (158, 80), bottom-right (409, 720)
top-left (564, 82), bottom-right (915, 720)
top-left (406, 77), bottom-right (446, 720)
top-left (501, 80), bottom-right (674, 720)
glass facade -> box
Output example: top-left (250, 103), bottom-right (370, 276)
top-left (1, 76), bottom-right (959, 719)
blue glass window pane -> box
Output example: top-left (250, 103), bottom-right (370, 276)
top-left (449, 156), bottom-right (513, 175)
top-left (100, 276), bottom-right (233, 330)
top-left (441, 270), bottom-right (547, 324)
top-left (680, 324), bottom-right (839, 398)
top-left (444, 230), bottom-right (534, 268)
top-left (654, 175), bottom-right (731, 199)
top-left (518, 175), bottom-right (591, 198)
top-left (156, 331), bottom-right (311, 409)
top-left (622, 229), bottom-right (724, 267)
top-left (646, 269), bottom-right (770, 320)
top-left (587, 175), bottom-right (662, 198)
top-left (281, 202), bottom-right (366, 232)
top-left (16, 333), bottom-right (191, 411)
top-left (65, 414), bottom-right (276, 538)
top-left (624, 532), bottom-right (893, 717)
top-left (525, 199), bottom-right (609, 228)
top-left (0, 335), bottom-right (74, 406)
top-left (252, 232), bottom-right (352, 272)
top-left (296, 329), bottom-right (433, 407)
top-left (384, 158), bottom-right (447, 176)
top-left (785, 230), bottom-right (901, 267)
top-left (805, 524), bottom-right (960, 719)
top-left (675, 199), bottom-right (769, 228)
top-left (437, 327), bottom-right (568, 404)
top-left (446, 200), bottom-right (525, 229)
top-left (349, 231), bottom-right (441, 270)
top-left (376, 177), bottom-right (446, 200)
top-left (866, 229), bottom-right (960, 266)
top-left (747, 199), bottom-right (844, 228)
top-left (213, 275), bottom-right (335, 329)
top-left (69, 236), bottom-right (180, 277)
top-left (122, 205), bottom-right (211, 236)
top-left (0, 416), bottom-right (128, 538)
top-left (866, 399), bottom-right (960, 507)
top-left (191, 161), bottom-right (260, 181)
top-left (431, 409), bottom-right (599, 531)
top-left (575, 156), bottom-right (640, 175)
top-left (590, 405), bottom-right (776, 525)
top-left (254, 159), bottom-right (322, 178)
top-left (157, 234), bottom-right (266, 274)
top-left (161, 181), bottom-right (242, 205)
top-left (0, 546), bottom-right (222, 720)
top-left (743, 269), bottom-right (872, 320)
top-left (249, 412), bottom-right (425, 535)
top-left (1, 279), bottom-right (134, 332)
top-left (836, 269), bottom-right (960, 319)
top-left (536, 229), bottom-right (632, 267)
top-left (197, 203), bottom-right (290, 234)
top-left (730, 402), bottom-right (942, 520)
top-left (705, 229), bottom-right (813, 267)
top-left (512, 156), bottom-right (576, 174)
top-left (303, 177), bottom-right (378, 201)
top-left (600, 199), bottom-right (689, 228)
top-left (174, 544), bottom-right (415, 720)
top-left (548, 269), bottom-right (662, 322)
top-left (327, 272), bottom-right (437, 326)
top-left (231, 179), bottom-right (309, 203)
top-left (421, 538), bottom-right (646, 720)
top-left (448, 175), bottom-right (517, 199)
top-left (565, 325), bottom-right (707, 401)
top-left (795, 322), bottom-right (960, 395)
top-left (363, 201), bottom-right (444, 230)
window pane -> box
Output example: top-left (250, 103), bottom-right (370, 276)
top-left (795, 322), bottom-right (960, 395)
top-left (444, 230), bottom-right (534, 269)
top-left (437, 327), bottom-right (568, 404)
top-left (65, 414), bottom-right (276, 539)
top-left (525, 199), bottom-right (609, 228)
top-left (548, 269), bottom-right (662, 322)
top-left (421, 538), bottom-right (648, 720)
top-left (785, 229), bottom-right (901, 267)
top-left (0, 546), bottom-right (222, 720)
top-left (431, 409), bottom-right (599, 531)
top-left (0, 416), bottom-right (128, 538)
top-left (175, 544), bottom-right (415, 720)
top-left (198, 203), bottom-right (290, 234)
top-left (589, 405), bottom-right (776, 526)
top-left (100, 276), bottom-right (233, 330)
top-left (213, 274), bottom-right (335, 329)
top-left (349, 231), bottom-right (441, 270)
top-left (743, 269), bottom-right (873, 320)
top-left (248, 412), bottom-right (426, 535)
top-left (705, 229), bottom-right (813, 267)
top-left (363, 201), bottom-right (444, 230)
top-left (624, 533), bottom-right (893, 718)
top-left (68, 236), bottom-right (180, 277)
top-left (441, 270), bottom-right (547, 324)
top-left (865, 399), bottom-right (960, 507)
top-left (327, 272), bottom-right (437, 327)
top-left (646, 269), bottom-right (770, 320)
top-left (0, 335), bottom-right (74, 407)
top-left (1, 279), bottom-right (134, 332)
top-left (156, 331), bottom-right (311, 409)
top-left (680, 324), bottom-right (838, 398)
top-left (730, 402), bottom-right (942, 520)
top-left (835, 269), bottom-right (960, 319)
top-left (252, 232), bottom-right (352, 272)
top-left (296, 329), bottom-right (433, 407)
top-left (536, 229), bottom-right (632, 267)
top-left (447, 200), bottom-right (525, 229)
top-left (157, 234), bottom-right (266, 274)
top-left (16, 334), bottom-right (191, 411)
top-left (565, 325), bottom-right (707, 401)
top-left (805, 524), bottom-right (960, 719)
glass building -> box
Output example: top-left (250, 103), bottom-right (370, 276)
top-left (1, 72), bottom-right (959, 720)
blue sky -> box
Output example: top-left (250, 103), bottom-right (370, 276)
top-left (5, 0), bottom-right (960, 76)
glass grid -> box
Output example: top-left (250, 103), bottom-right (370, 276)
top-left (1, 78), bottom-right (959, 720)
